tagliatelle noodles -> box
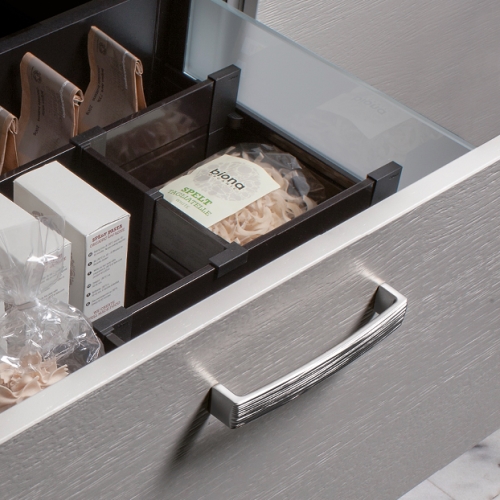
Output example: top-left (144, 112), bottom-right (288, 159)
top-left (210, 162), bottom-right (317, 245)
top-left (0, 353), bottom-right (68, 410)
top-left (163, 143), bottom-right (323, 245)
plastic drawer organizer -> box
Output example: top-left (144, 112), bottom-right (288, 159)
top-left (0, 0), bottom-right (469, 349)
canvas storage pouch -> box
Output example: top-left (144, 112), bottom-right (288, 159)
top-left (79, 26), bottom-right (147, 133)
top-left (17, 53), bottom-right (83, 166)
top-left (0, 107), bottom-right (18, 174)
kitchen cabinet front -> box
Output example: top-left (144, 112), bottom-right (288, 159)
top-left (0, 1), bottom-right (499, 499)
top-left (2, 137), bottom-right (500, 499)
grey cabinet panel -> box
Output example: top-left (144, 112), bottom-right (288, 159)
top-left (2, 155), bottom-right (500, 499)
top-left (257, 0), bottom-right (500, 147)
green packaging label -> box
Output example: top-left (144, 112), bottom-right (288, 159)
top-left (161, 155), bottom-right (280, 227)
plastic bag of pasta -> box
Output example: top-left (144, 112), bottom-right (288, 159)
top-left (160, 143), bottom-right (325, 245)
top-left (0, 216), bottom-right (102, 412)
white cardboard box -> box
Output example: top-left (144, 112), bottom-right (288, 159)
top-left (13, 161), bottom-right (130, 321)
top-left (0, 193), bottom-right (71, 304)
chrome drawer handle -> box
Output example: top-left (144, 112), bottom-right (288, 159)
top-left (209, 283), bottom-right (407, 428)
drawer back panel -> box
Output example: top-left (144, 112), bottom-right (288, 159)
top-left (0, 0), bottom-right (183, 117)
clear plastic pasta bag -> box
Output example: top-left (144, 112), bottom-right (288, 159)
top-left (161, 143), bottom-right (326, 245)
top-left (0, 216), bottom-right (102, 412)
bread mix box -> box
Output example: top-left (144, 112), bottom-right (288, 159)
top-left (14, 161), bottom-right (130, 321)
top-left (0, 192), bottom-right (71, 305)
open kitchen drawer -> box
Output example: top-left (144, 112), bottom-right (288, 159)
top-left (0, 64), bottom-right (395, 346)
top-left (0, 0), bottom-right (469, 346)
top-left (1, 1), bottom-right (497, 499)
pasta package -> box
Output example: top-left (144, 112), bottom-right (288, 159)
top-left (160, 144), bottom-right (325, 245)
top-left (79, 26), bottom-right (147, 133)
top-left (17, 53), bottom-right (83, 166)
top-left (0, 217), bottom-right (102, 412)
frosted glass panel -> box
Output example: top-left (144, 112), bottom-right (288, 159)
top-left (185, 0), bottom-right (471, 188)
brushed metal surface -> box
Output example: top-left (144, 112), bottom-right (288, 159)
top-left (210, 283), bottom-right (407, 428)
top-left (1, 152), bottom-right (500, 499)
top-left (257, 0), bottom-right (500, 147)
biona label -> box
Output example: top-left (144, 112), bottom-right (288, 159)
top-left (160, 155), bottom-right (280, 227)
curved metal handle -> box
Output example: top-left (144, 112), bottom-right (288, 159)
top-left (209, 283), bottom-right (407, 428)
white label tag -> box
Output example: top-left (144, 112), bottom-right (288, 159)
top-left (161, 155), bottom-right (280, 227)
top-left (85, 219), bottom-right (128, 322)
top-left (318, 87), bottom-right (409, 139)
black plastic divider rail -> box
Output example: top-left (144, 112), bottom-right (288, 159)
top-left (152, 0), bottom-right (194, 97)
top-left (103, 78), bottom-right (215, 167)
top-left (70, 77), bottom-right (220, 297)
top-left (0, 1), bottom-right (92, 37)
top-left (93, 265), bottom-right (218, 345)
top-left (72, 143), bottom-right (153, 299)
top-left (119, 130), bottom-right (210, 186)
top-left (242, 179), bottom-right (375, 267)
top-left (368, 163), bottom-right (403, 205)
top-left (152, 198), bottom-right (232, 273)
top-left (94, 164), bottom-right (401, 348)
top-left (206, 66), bottom-right (242, 156)
top-left (0, 103), bottom-right (401, 354)
top-left (0, 141), bottom-right (398, 352)
top-left (0, 145), bottom-right (77, 200)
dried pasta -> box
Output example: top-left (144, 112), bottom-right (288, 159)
top-left (0, 353), bottom-right (68, 412)
top-left (210, 162), bottom-right (317, 245)
top-left (164, 143), bottom-right (325, 245)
